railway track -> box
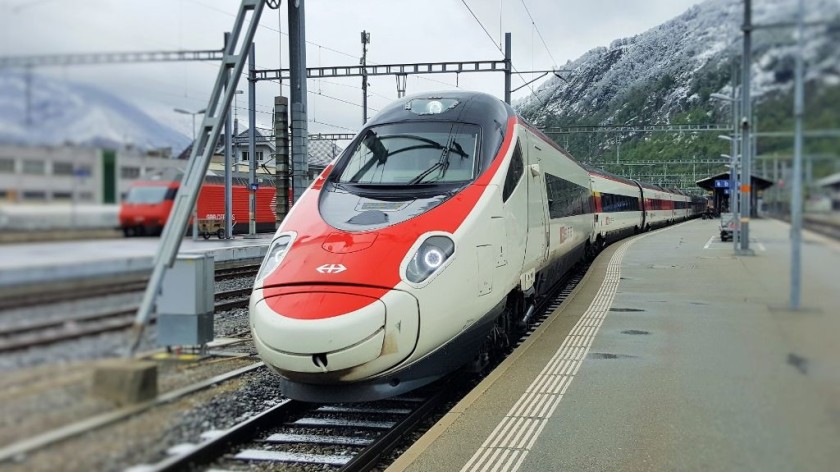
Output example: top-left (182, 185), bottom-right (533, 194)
top-left (803, 215), bottom-right (840, 240)
top-left (0, 288), bottom-right (252, 353)
top-left (143, 263), bottom-right (592, 472)
top-left (142, 384), bottom-right (452, 472)
top-left (0, 250), bottom-right (596, 470)
top-left (0, 264), bottom-right (260, 312)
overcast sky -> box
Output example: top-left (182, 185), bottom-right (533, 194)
top-left (0, 0), bottom-right (703, 138)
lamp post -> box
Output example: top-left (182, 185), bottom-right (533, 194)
top-left (174, 107), bottom-right (206, 241)
top-left (225, 90), bottom-right (244, 239)
top-left (711, 91), bottom-right (740, 212)
top-left (719, 135), bottom-right (741, 251)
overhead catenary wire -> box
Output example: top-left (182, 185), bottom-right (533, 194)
top-left (459, 0), bottom-right (547, 106)
top-left (188, 0), bottom-right (460, 91)
top-left (520, 0), bottom-right (558, 67)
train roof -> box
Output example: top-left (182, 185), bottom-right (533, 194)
top-left (583, 165), bottom-right (638, 187)
top-left (366, 91), bottom-right (515, 129)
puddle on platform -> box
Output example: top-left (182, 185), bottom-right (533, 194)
top-left (787, 353), bottom-right (809, 375)
top-left (609, 307), bottom-right (645, 312)
top-left (621, 329), bottom-right (650, 335)
top-left (588, 352), bottom-right (636, 360)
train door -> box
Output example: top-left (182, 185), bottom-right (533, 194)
top-left (523, 132), bottom-right (549, 271)
top-left (502, 137), bottom-right (529, 278)
top-left (633, 180), bottom-right (646, 230)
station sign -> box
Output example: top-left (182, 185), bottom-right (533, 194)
top-left (714, 180), bottom-right (730, 188)
top-left (250, 183), bottom-right (259, 191)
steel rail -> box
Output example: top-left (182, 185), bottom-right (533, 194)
top-left (0, 362), bottom-right (266, 464)
top-left (0, 265), bottom-right (258, 311)
top-left (0, 288), bottom-right (252, 353)
top-left (340, 387), bottom-right (451, 472)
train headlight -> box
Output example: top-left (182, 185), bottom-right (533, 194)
top-left (405, 98), bottom-right (459, 115)
top-left (256, 234), bottom-right (294, 281)
top-left (406, 236), bottom-right (455, 284)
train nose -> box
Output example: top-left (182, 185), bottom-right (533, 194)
top-left (250, 287), bottom-right (419, 378)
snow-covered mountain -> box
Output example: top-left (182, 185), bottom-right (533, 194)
top-left (0, 70), bottom-right (190, 152)
top-left (517, 0), bottom-right (840, 127)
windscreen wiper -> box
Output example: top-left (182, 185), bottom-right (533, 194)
top-left (406, 136), bottom-right (456, 185)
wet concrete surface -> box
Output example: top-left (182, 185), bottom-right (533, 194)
top-left (390, 219), bottom-right (840, 472)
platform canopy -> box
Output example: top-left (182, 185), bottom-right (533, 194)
top-left (695, 172), bottom-right (773, 191)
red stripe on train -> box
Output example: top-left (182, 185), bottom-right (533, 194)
top-left (262, 116), bottom-right (519, 320)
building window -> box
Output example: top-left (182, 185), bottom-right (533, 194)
top-left (52, 191), bottom-right (73, 200)
top-left (53, 161), bottom-right (75, 176)
top-left (75, 164), bottom-right (93, 177)
top-left (257, 151), bottom-right (264, 161)
top-left (0, 158), bottom-right (14, 173)
top-left (78, 191), bottom-right (94, 201)
top-left (241, 151), bottom-right (248, 162)
top-left (22, 160), bottom-right (46, 175)
top-left (22, 190), bottom-right (47, 201)
top-left (121, 166), bottom-right (140, 179)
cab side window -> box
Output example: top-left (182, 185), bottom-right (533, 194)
top-left (502, 143), bottom-right (524, 202)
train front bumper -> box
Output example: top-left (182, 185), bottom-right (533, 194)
top-left (250, 286), bottom-right (419, 382)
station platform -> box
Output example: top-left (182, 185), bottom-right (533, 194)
top-left (389, 218), bottom-right (840, 472)
top-left (0, 235), bottom-right (273, 287)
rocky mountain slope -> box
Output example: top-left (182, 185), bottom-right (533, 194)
top-left (517, 0), bottom-right (840, 184)
top-left (0, 70), bottom-right (189, 152)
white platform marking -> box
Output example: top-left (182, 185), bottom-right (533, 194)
top-left (703, 235), bottom-right (715, 249)
top-left (460, 229), bottom-right (660, 472)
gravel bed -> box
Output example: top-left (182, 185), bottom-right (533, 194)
top-left (0, 275), bottom-right (253, 333)
top-left (0, 269), bottom-right (464, 471)
top-left (215, 307), bottom-right (251, 337)
top-left (215, 276), bottom-right (256, 293)
top-left (130, 367), bottom-right (286, 469)
top-left (0, 276), bottom-right (257, 373)
top-left (3, 366), bottom-right (263, 472)
top-left (0, 292), bottom-right (142, 328)
top-left (0, 304), bottom-right (255, 374)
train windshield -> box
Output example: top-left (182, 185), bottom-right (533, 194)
top-left (335, 122), bottom-right (480, 185)
top-left (124, 186), bottom-right (170, 204)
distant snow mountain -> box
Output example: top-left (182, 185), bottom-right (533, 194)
top-left (0, 70), bottom-right (190, 152)
top-left (517, 0), bottom-right (840, 126)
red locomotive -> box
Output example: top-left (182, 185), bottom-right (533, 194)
top-left (119, 173), bottom-right (276, 237)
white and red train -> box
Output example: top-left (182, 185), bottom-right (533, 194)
top-left (249, 91), bottom-right (704, 402)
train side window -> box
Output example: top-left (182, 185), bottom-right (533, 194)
top-left (502, 143), bottom-right (524, 202)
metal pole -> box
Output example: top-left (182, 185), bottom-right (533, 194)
top-left (739, 0), bottom-right (753, 254)
top-left (191, 113), bottom-right (199, 241)
top-left (504, 32), bottom-right (512, 104)
top-left (773, 158), bottom-right (779, 214)
top-left (278, 7), bottom-right (283, 94)
top-left (224, 34), bottom-right (233, 239)
top-left (729, 85), bottom-right (738, 214)
top-left (732, 90), bottom-right (740, 249)
top-left (248, 42), bottom-right (257, 237)
top-left (361, 30), bottom-right (369, 124)
top-left (274, 96), bottom-right (290, 224)
top-left (790, 0), bottom-right (805, 309)
top-left (288, 0), bottom-right (309, 203)
top-left (129, 0), bottom-right (266, 355)
top-left (24, 66), bottom-right (32, 127)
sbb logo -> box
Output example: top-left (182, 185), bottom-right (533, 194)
top-left (316, 263), bottom-right (347, 274)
